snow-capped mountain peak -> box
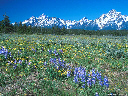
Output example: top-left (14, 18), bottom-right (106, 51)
top-left (17, 9), bottom-right (128, 30)
top-left (107, 9), bottom-right (121, 17)
top-left (108, 9), bottom-right (117, 14)
top-left (37, 13), bottom-right (47, 19)
top-left (94, 9), bottom-right (128, 30)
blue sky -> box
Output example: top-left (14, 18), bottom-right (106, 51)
top-left (0, 0), bottom-right (128, 23)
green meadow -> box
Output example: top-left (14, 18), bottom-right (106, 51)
top-left (0, 34), bottom-right (128, 96)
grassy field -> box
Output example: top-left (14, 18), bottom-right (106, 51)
top-left (0, 34), bottom-right (128, 96)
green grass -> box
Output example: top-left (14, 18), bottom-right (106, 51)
top-left (0, 34), bottom-right (128, 96)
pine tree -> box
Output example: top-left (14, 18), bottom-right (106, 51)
top-left (0, 20), bottom-right (4, 33)
top-left (22, 24), bottom-right (27, 34)
top-left (55, 26), bottom-right (61, 35)
top-left (9, 24), bottom-right (14, 33)
top-left (37, 26), bottom-right (41, 33)
top-left (14, 22), bottom-right (18, 33)
top-left (52, 25), bottom-right (55, 34)
top-left (40, 26), bottom-right (45, 34)
top-left (27, 25), bottom-right (32, 34)
top-left (61, 26), bottom-right (67, 35)
top-left (18, 21), bottom-right (23, 34)
top-left (2, 14), bottom-right (12, 33)
top-left (0, 21), bottom-right (2, 32)
top-left (33, 26), bottom-right (36, 34)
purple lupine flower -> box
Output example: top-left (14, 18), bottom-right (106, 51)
top-left (13, 64), bottom-right (17, 69)
top-left (96, 70), bottom-right (100, 77)
top-left (74, 68), bottom-right (78, 76)
top-left (66, 63), bottom-right (70, 67)
top-left (74, 76), bottom-right (79, 83)
top-left (5, 55), bottom-right (7, 59)
top-left (84, 69), bottom-right (86, 76)
top-left (49, 49), bottom-right (52, 54)
top-left (0, 49), bottom-right (2, 54)
top-left (59, 49), bottom-right (63, 53)
top-left (92, 77), bottom-right (96, 84)
top-left (42, 48), bottom-right (43, 51)
top-left (87, 77), bottom-right (92, 86)
top-left (8, 61), bottom-right (11, 64)
top-left (4, 49), bottom-right (8, 59)
top-left (55, 53), bottom-right (58, 56)
top-left (62, 60), bottom-right (65, 64)
top-left (99, 73), bottom-right (102, 80)
top-left (78, 66), bottom-right (82, 71)
top-left (87, 74), bottom-right (92, 86)
top-left (56, 65), bottom-right (59, 70)
top-left (58, 58), bottom-right (61, 61)
top-left (99, 80), bottom-right (103, 86)
top-left (8, 61), bottom-right (12, 65)
top-left (67, 71), bottom-right (71, 78)
top-left (61, 63), bottom-right (65, 68)
top-left (18, 52), bottom-right (20, 55)
top-left (32, 48), bottom-right (34, 51)
top-left (104, 76), bottom-right (109, 88)
top-left (82, 84), bottom-right (85, 88)
top-left (28, 61), bottom-right (31, 65)
top-left (88, 73), bottom-right (91, 77)
top-left (92, 69), bottom-right (96, 77)
top-left (14, 59), bottom-right (17, 64)
top-left (96, 71), bottom-right (102, 80)
top-left (77, 66), bottom-right (82, 78)
top-left (50, 58), bottom-right (54, 63)
top-left (18, 60), bottom-right (22, 63)
top-left (58, 58), bottom-right (62, 65)
top-left (69, 65), bottom-right (71, 70)
top-left (44, 62), bottom-right (47, 66)
top-left (110, 93), bottom-right (113, 96)
top-left (5, 49), bottom-right (8, 53)
top-left (81, 75), bottom-right (86, 82)
top-left (92, 69), bottom-right (96, 84)
top-left (53, 49), bottom-right (57, 54)
top-left (78, 73), bottom-right (82, 78)
top-left (1, 46), bottom-right (5, 51)
top-left (53, 58), bottom-right (57, 64)
top-left (59, 60), bottom-right (62, 65)
top-left (25, 60), bottom-right (27, 64)
top-left (95, 92), bottom-right (99, 96)
top-left (9, 52), bottom-right (11, 56)
top-left (80, 68), bottom-right (86, 77)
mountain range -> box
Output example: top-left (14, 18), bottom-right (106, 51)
top-left (14, 9), bottom-right (128, 30)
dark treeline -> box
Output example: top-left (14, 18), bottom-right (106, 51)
top-left (0, 14), bottom-right (128, 36)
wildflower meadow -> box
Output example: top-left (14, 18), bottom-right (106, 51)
top-left (0, 34), bottom-right (128, 96)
